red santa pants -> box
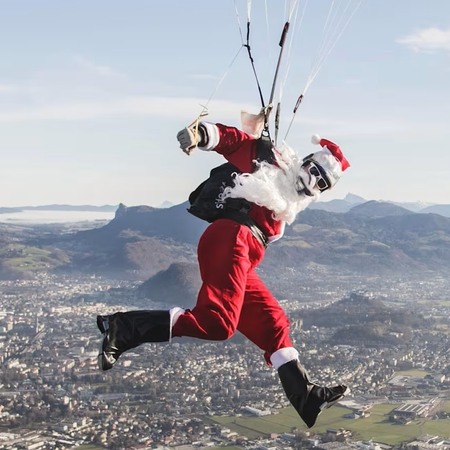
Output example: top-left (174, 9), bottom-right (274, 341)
top-left (172, 218), bottom-right (293, 364)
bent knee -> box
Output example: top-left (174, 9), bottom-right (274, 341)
top-left (206, 323), bottom-right (235, 341)
top-left (202, 314), bottom-right (236, 341)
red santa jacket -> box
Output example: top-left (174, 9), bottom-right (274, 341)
top-left (199, 122), bottom-right (285, 242)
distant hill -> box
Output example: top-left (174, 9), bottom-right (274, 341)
top-left (262, 202), bottom-right (450, 281)
top-left (390, 200), bottom-right (435, 213)
top-left (158, 201), bottom-right (175, 209)
top-left (311, 195), bottom-right (450, 218)
top-left (72, 200), bottom-right (450, 279)
top-left (300, 291), bottom-right (424, 329)
top-left (137, 262), bottom-right (201, 308)
top-left (345, 200), bottom-right (412, 218)
top-left (19, 204), bottom-right (118, 212)
top-left (309, 193), bottom-right (366, 213)
top-left (419, 204), bottom-right (450, 218)
top-left (0, 207), bottom-right (21, 214)
top-left (297, 292), bottom-right (428, 347)
top-left (51, 203), bottom-right (207, 279)
top-left (3, 199), bottom-right (450, 283)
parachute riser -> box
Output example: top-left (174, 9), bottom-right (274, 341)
top-left (284, 94), bottom-right (304, 142)
top-left (268, 21), bottom-right (290, 108)
top-left (244, 20), bottom-right (266, 111)
top-left (267, 21), bottom-right (290, 145)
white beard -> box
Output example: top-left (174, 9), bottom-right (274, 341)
top-left (220, 143), bottom-right (320, 225)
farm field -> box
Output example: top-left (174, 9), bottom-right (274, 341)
top-left (209, 401), bottom-right (450, 447)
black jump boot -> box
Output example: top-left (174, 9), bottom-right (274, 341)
top-left (96, 310), bottom-right (170, 371)
top-left (278, 359), bottom-right (349, 428)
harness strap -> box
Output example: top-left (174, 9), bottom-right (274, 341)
top-left (244, 21), bottom-right (266, 112)
top-left (217, 209), bottom-right (268, 249)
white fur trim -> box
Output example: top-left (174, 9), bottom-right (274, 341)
top-left (311, 134), bottom-right (321, 145)
top-left (197, 122), bottom-right (220, 151)
top-left (311, 148), bottom-right (343, 188)
top-left (313, 148), bottom-right (341, 173)
top-left (221, 142), bottom-right (318, 225)
top-left (169, 307), bottom-right (184, 342)
top-left (270, 347), bottom-right (299, 369)
top-left (267, 221), bottom-right (285, 243)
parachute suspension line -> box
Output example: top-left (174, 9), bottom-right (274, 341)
top-left (246, 0), bottom-right (252, 22)
top-left (234, 0), bottom-right (273, 139)
top-left (286, 0), bottom-right (301, 24)
top-left (187, 110), bottom-right (210, 150)
top-left (283, 0), bottom-right (363, 143)
top-left (189, 0), bottom-right (254, 125)
top-left (303, 0), bottom-right (363, 95)
top-left (274, 0), bottom-right (303, 145)
top-left (195, 44), bottom-right (244, 122)
top-left (279, 0), bottom-right (306, 99)
top-left (264, 0), bottom-right (271, 57)
top-left (280, 0), bottom-right (305, 90)
top-left (234, 0), bottom-right (266, 111)
top-left (244, 20), bottom-right (266, 110)
top-left (233, 0), bottom-right (298, 141)
top-left (269, 0), bottom-right (302, 145)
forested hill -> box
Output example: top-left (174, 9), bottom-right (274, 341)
top-left (1, 200), bottom-right (450, 282)
top-left (64, 200), bottom-right (450, 279)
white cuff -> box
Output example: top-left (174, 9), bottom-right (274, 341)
top-left (169, 307), bottom-right (184, 342)
top-left (270, 347), bottom-right (299, 369)
top-left (197, 122), bottom-right (220, 151)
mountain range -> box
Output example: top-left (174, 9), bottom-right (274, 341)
top-left (1, 197), bottom-right (450, 299)
top-left (55, 200), bottom-right (450, 279)
top-left (1, 194), bottom-right (450, 217)
top-left (309, 193), bottom-right (450, 216)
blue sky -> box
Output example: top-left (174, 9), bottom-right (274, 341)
top-left (0, 0), bottom-right (449, 208)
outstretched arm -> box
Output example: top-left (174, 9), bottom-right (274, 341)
top-left (177, 121), bottom-right (259, 173)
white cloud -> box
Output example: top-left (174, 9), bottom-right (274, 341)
top-left (70, 55), bottom-right (120, 78)
top-left (0, 56), bottom-right (244, 123)
top-left (397, 27), bottom-right (450, 53)
top-left (0, 95), bottom-right (249, 123)
top-left (188, 73), bottom-right (221, 81)
top-left (0, 84), bottom-right (17, 94)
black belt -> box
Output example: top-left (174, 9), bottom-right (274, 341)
top-left (217, 209), bottom-right (268, 249)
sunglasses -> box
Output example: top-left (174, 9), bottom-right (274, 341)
top-left (305, 161), bottom-right (330, 192)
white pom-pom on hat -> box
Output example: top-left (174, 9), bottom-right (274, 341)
top-left (311, 134), bottom-right (321, 145)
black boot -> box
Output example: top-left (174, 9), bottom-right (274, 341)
top-left (278, 359), bottom-right (349, 428)
top-left (96, 310), bottom-right (170, 371)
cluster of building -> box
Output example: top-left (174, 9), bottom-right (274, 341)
top-left (0, 272), bottom-right (449, 449)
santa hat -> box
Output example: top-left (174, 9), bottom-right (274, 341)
top-left (308, 134), bottom-right (350, 189)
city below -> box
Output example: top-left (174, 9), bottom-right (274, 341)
top-left (0, 271), bottom-right (449, 450)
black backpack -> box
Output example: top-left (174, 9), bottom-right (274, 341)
top-left (187, 136), bottom-right (274, 223)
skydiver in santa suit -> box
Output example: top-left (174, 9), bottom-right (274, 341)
top-left (96, 115), bottom-right (351, 428)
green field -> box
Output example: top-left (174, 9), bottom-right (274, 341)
top-left (0, 243), bottom-right (66, 273)
top-left (396, 369), bottom-right (429, 377)
top-left (441, 400), bottom-right (450, 413)
top-left (209, 447), bottom-right (242, 450)
top-left (209, 402), bottom-right (450, 447)
top-left (78, 446), bottom-right (103, 450)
